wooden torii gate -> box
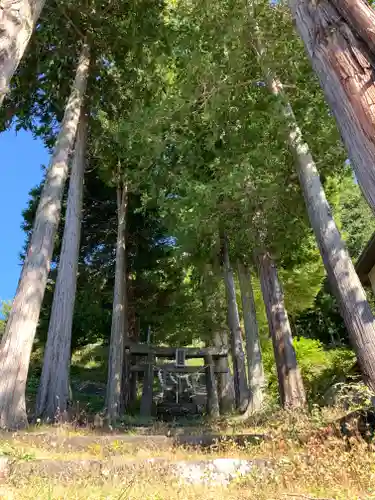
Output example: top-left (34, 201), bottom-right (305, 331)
top-left (124, 343), bottom-right (229, 418)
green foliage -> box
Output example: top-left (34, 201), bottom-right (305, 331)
top-left (120, 0), bottom-right (329, 322)
top-left (262, 336), bottom-right (356, 406)
top-left (255, 1), bottom-right (347, 179)
top-left (16, 0), bottom-right (352, 352)
top-left (0, 300), bottom-right (11, 336)
top-left (293, 288), bottom-right (348, 346)
top-left (335, 173), bottom-right (375, 261)
top-left (295, 340), bottom-right (355, 405)
top-left (22, 170), bottom-right (206, 349)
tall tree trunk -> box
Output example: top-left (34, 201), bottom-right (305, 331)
top-left (237, 260), bottom-right (265, 413)
top-left (36, 111), bottom-right (88, 421)
top-left (279, 88), bottom-right (375, 392)
top-left (213, 330), bottom-right (234, 413)
top-left (287, 0), bottom-right (375, 213)
top-left (254, 21), bottom-right (375, 394)
top-left (221, 235), bottom-right (249, 411)
top-left (257, 252), bottom-right (306, 408)
top-left (0, 44), bottom-right (89, 429)
top-left (0, 0), bottom-right (46, 105)
top-left (106, 182), bottom-right (128, 421)
top-left (203, 261), bottom-right (234, 413)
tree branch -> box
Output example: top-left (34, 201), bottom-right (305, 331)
top-left (58, 4), bottom-right (86, 40)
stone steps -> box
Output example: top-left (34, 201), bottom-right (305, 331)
top-left (0, 456), bottom-right (270, 485)
top-left (2, 432), bottom-right (267, 452)
top-left (0, 432), bottom-right (270, 486)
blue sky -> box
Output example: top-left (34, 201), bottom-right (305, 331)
top-left (0, 127), bottom-right (48, 301)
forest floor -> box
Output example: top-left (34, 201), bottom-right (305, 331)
top-left (0, 408), bottom-right (374, 499)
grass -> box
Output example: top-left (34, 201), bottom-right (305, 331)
top-left (2, 440), bottom-right (375, 499)
top-left (1, 407), bottom-right (375, 499)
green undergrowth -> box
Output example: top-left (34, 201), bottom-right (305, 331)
top-left (262, 337), bottom-right (356, 406)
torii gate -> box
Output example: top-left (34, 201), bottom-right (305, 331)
top-left (124, 343), bottom-right (229, 418)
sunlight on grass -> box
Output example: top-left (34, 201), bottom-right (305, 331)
top-left (71, 342), bottom-right (107, 369)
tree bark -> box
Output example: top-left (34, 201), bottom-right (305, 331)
top-left (257, 252), bottom-right (306, 408)
top-left (221, 235), bottom-right (249, 411)
top-left (288, 0), bottom-right (375, 213)
top-left (36, 111), bottom-right (88, 421)
top-left (237, 260), bottom-right (265, 413)
top-left (331, 0), bottom-right (375, 55)
top-left (106, 182), bottom-right (128, 421)
top-left (0, 0), bottom-right (46, 105)
top-left (213, 330), bottom-right (234, 413)
top-left (0, 44), bottom-right (89, 429)
top-left (255, 19), bottom-right (375, 394)
top-left (204, 353), bottom-right (220, 418)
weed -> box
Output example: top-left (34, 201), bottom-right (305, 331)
top-left (0, 443), bottom-right (35, 461)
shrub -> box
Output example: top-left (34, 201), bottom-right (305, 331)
top-left (261, 336), bottom-right (356, 406)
